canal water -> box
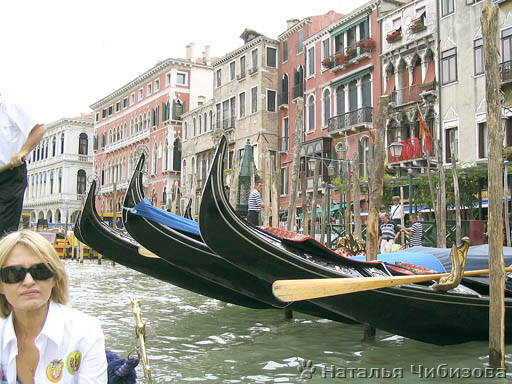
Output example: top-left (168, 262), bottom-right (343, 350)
top-left (66, 260), bottom-right (512, 383)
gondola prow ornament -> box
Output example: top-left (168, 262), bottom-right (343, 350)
top-left (131, 299), bottom-right (152, 383)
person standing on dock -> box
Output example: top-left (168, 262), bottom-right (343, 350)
top-left (0, 93), bottom-right (46, 235)
top-left (389, 196), bottom-right (403, 226)
top-left (379, 213), bottom-right (399, 254)
top-left (400, 214), bottom-right (423, 247)
top-left (247, 180), bottom-right (264, 226)
top-left (0, 230), bottom-right (107, 382)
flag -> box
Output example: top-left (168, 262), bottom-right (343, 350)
top-left (368, 129), bottom-right (375, 145)
top-left (417, 105), bottom-right (431, 140)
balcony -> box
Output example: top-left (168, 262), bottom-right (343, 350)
top-left (292, 83), bottom-right (304, 100)
top-left (222, 117), bottom-right (236, 130)
top-left (249, 66), bottom-right (258, 75)
top-left (391, 82), bottom-right (436, 106)
top-left (500, 60), bottom-right (512, 84)
top-left (325, 40), bottom-right (375, 73)
top-left (278, 92), bottom-right (289, 109)
top-left (327, 107), bottom-right (373, 136)
top-left (105, 128), bottom-right (150, 154)
top-left (237, 71), bottom-right (246, 80)
top-left (387, 137), bottom-right (434, 165)
top-left (278, 137), bottom-right (289, 153)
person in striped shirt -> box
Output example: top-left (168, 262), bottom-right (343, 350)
top-left (247, 180), bottom-right (264, 226)
top-left (400, 214), bottom-right (423, 247)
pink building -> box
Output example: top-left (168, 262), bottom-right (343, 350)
top-left (90, 48), bottom-right (213, 216)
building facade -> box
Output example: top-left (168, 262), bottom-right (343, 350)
top-left (90, 49), bottom-right (213, 216)
top-left (24, 114), bottom-right (94, 228)
top-left (181, 30), bottom-right (280, 218)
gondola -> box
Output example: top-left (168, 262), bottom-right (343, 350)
top-left (76, 180), bottom-right (270, 309)
top-left (122, 155), bottom-right (354, 323)
top-left (199, 135), bottom-right (512, 345)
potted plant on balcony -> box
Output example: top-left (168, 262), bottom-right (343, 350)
top-left (335, 52), bottom-right (346, 66)
top-left (345, 46), bottom-right (357, 61)
top-left (322, 57), bottom-right (335, 69)
top-left (356, 38), bottom-right (376, 53)
top-left (386, 28), bottom-right (402, 43)
top-left (410, 18), bottom-right (426, 33)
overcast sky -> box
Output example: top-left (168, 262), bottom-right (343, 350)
top-left (1, 0), bottom-right (368, 124)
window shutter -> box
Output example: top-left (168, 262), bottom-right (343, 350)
top-left (172, 101), bottom-right (177, 120)
top-left (162, 102), bottom-right (166, 122)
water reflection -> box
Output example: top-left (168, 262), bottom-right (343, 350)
top-left (65, 260), bottom-right (511, 383)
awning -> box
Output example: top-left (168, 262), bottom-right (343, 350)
top-left (331, 68), bottom-right (372, 89)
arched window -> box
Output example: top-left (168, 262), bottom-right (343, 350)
top-left (152, 144), bottom-right (157, 174)
top-left (173, 139), bottom-right (181, 171)
top-left (79, 133), bottom-right (88, 155)
top-left (164, 139), bottom-right (169, 171)
top-left (182, 159), bottom-right (187, 187)
top-left (162, 187), bottom-right (167, 206)
top-left (61, 134), bottom-right (65, 154)
top-left (204, 112), bottom-right (208, 131)
top-left (77, 169), bottom-right (86, 194)
top-left (193, 118), bottom-right (197, 137)
top-left (307, 95), bottom-right (315, 132)
top-left (199, 115), bottom-right (203, 135)
top-left (359, 136), bottom-right (372, 178)
top-left (209, 111), bottom-right (213, 131)
top-left (323, 88), bottom-right (330, 126)
top-left (52, 137), bottom-right (56, 157)
top-left (184, 122), bottom-right (188, 140)
top-left (44, 140), bottom-right (48, 158)
top-left (362, 75), bottom-right (372, 107)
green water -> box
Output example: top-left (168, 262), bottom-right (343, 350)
top-left (66, 260), bottom-right (512, 383)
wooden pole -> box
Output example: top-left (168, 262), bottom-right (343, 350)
top-left (352, 151), bottom-right (362, 239)
top-left (263, 152), bottom-right (271, 227)
top-left (271, 153), bottom-right (280, 228)
top-left (450, 139), bottom-right (462, 246)
top-left (321, 185), bottom-right (328, 244)
top-left (229, 151), bottom-right (240, 208)
top-left (311, 159), bottom-right (321, 238)
top-left (400, 185), bottom-right (405, 246)
top-left (112, 182), bottom-right (117, 230)
top-left (364, 95), bottom-right (389, 341)
top-left (437, 139), bottom-right (447, 248)
top-left (504, 166), bottom-right (511, 247)
top-left (482, 5), bottom-right (505, 369)
top-left (344, 165), bottom-right (351, 237)
top-left (367, 96), bottom-right (389, 261)
top-left (300, 167), bottom-right (307, 235)
top-left (286, 99), bottom-right (304, 230)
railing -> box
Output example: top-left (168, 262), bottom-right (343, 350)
top-left (27, 154), bottom-right (93, 170)
top-left (327, 106), bottom-right (373, 133)
top-left (249, 66), bottom-right (258, 75)
top-left (500, 60), bottom-right (512, 83)
top-left (292, 83), bottom-right (304, 100)
top-left (323, 40), bottom-right (375, 70)
top-left (237, 71), bottom-right (246, 80)
top-left (222, 117), bottom-right (235, 130)
top-left (388, 136), bottom-right (434, 163)
top-left (105, 128), bottom-right (150, 154)
top-left (278, 137), bottom-right (289, 152)
top-left (279, 91), bottom-right (289, 106)
top-left (399, 82), bottom-right (436, 105)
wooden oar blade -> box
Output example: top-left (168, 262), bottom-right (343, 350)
top-left (272, 273), bottom-right (444, 302)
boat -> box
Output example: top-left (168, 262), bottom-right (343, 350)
top-left (122, 155), bottom-right (354, 323)
top-left (76, 180), bottom-right (271, 309)
top-left (199, 135), bottom-right (512, 345)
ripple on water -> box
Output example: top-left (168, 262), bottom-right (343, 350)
top-left (64, 260), bottom-right (512, 383)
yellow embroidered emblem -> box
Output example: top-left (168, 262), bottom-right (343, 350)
top-left (46, 359), bottom-right (64, 382)
top-left (66, 350), bottom-right (82, 374)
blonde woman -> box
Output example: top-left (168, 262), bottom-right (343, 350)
top-left (0, 230), bottom-right (107, 383)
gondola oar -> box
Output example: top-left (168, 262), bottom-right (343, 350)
top-left (138, 246), bottom-right (160, 258)
top-left (272, 266), bottom-right (512, 302)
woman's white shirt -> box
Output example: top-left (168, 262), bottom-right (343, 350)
top-left (0, 301), bottom-right (107, 383)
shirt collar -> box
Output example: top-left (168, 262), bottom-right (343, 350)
top-left (38, 301), bottom-right (64, 348)
top-left (2, 312), bottom-right (16, 352)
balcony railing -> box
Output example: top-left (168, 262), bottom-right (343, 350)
top-left (292, 83), bottom-right (304, 100)
top-left (500, 60), bottom-right (512, 83)
top-left (249, 66), bottom-right (258, 75)
top-left (278, 137), bottom-right (289, 152)
top-left (222, 117), bottom-right (235, 130)
top-left (324, 40), bottom-right (375, 71)
top-left (327, 106), bottom-right (373, 133)
top-left (237, 71), bottom-right (246, 80)
top-left (387, 137), bottom-right (434, 164)
top-left (399, 82), bottom-right (436, 105)
top-left (279, 91), bottom-right (289, 106)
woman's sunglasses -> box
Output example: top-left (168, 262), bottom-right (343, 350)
top-left (0, 263), bottom-right (54, 284)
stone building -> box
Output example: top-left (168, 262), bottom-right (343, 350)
top-left (181, 30), bottom-right (280, 218)
top-left (381, 0), bottom-right (438, 177)
top-left (24, 114), bottom-right (94, 228)
top-left (90, 46), bottom-right (213, 217)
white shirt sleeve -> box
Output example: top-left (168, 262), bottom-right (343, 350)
top-left (8, 101), bottom-right (36, 138)
top-left (76, 317), bottom-right (108, 383)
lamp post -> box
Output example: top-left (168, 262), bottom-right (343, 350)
top-left (408, 168), bottom-right (413, 216)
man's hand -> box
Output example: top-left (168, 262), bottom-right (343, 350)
top-left (8, 152), bottom-right (25, 169)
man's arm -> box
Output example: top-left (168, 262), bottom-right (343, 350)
top-left (9, 124), bottom-right (46, 169)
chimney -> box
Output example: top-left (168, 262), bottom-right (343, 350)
top-left (204, 45), bottom-right (211, 65)
top-left (186, 44), bottom-right (191, 60)
top-left (287, 19), bottom-right (300, 29)
top-left (189, 43), bottom-right (196, 61)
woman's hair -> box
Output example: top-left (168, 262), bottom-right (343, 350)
top-left (0, 230), bottom-right (69, 317)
